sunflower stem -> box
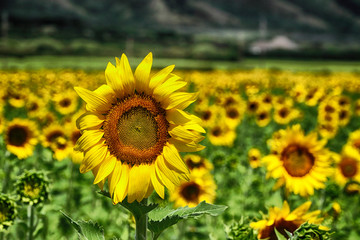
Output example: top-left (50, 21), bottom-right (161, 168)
top-left (27, 205), bottom-right (35, 240)
top-left (135, 198), bottom-right (148, 240)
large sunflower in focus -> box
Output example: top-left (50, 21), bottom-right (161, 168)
top-left (250, 201), bottom-right (325, 240)
top-left (262, 124), bottom-right (332, 196)
top-left (75, 53), bottom-right (205, 204)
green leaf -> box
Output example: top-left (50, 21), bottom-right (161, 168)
top-left (61, 211), bottom-right (105, 240)
top-left (148, 201), bottom-right (227, 237)
top-left (98, 191), bottom-right (158, 220)
top-left (274, 228), bottom-right (287, 240)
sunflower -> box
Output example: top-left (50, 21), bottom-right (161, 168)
top-left (273, 105), bottom-right (301, 125)
top-left (354, 99), bottom-right (360, 116)
top-left (304, 87), bottom-right (324, 106)
top-left (318, 123), bottom-right (339, 139)
top-left (225, 105), bottom-right (245, 129)
top-left (41, 123), bottom-right (66, 148)
top-left (255, 107), bottom-right (271, 127)
top-left (333, 145), bottom-right (360, 186)
top-left (290, 84), bottom-right (307, 103)
top-left (246, 96), bottom-right (261, 114)
top-left (183, 154), bottom-right (213, 171)
top-left (74, 53), bottom-right (204, 204)
top-left (5, 118), bottom-right (38, 159)
top-left (338, 108), bottom-right (351, 127)
top-left (53, 90), bottom-right (79, 115)
top-left (7, 89), bottom-right (28, 108)
top-left (208, 122), bottom-right (236, 147)
top-left (50, 136), bottom-right (72, 161)
top-left (170, 168), bottom-right (216, 208)
top-left (26, 94), bottom-right (47, 119)
top-left (262, 124), bottom-right (332, 196)
top-left (250, 201), bottom-right (325, 240)
top-left (197, 105), bottom-right (223, 128)
top-left (248, 148), bottom-right (262, 168)
top-left (347, 129), bottom-right (360, 155)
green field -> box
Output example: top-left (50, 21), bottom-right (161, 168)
top-left (1, 56), bottom-right (360, 71)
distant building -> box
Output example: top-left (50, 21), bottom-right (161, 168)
top-left (250, 35), bottom-right (298, 55)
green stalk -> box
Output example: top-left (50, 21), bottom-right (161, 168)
top-left (28, 205), bottom-right (35, 240)
top-left (135, 199), bottom-right (148, 240)
top-left (66, 160), bottom-right (74, 212)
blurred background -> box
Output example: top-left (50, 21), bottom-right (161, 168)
top-left (1, 0), bottom-right (360, 69)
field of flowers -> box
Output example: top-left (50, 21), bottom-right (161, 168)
top-left (1, 58), bottom-right (360, 239)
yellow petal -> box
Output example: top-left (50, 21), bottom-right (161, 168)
top-left (163, 143), bottom-right (189, 174)
top-left (105, 62), bottom-right (124, 98)
top-left (116, 54), bottom-right (135, 95)
top-left (108, 161), bottom-right (122, 197)
top-left (93, 155), bottom-right (117, 184)
top-left (80, 141), bottom-right (108, 173)
top-left (127, 164), bottom-right (151, 203)
top-left (166, 109), bottom-right (201, 125)
top-left (155, 155), bottom-right (175, 191)
top-left (153, 77), bottom-right (187, 102)
top-left (93, 84), bottom-right (116, 104)
top-left (168, 138), bottom-right (205, 152)
top-left (114, 163), bottom-right (129, 204)
top-left (150, 165), bottom-right (165, 199)
top-left (156, 154), bottom-right (180, 186)
top-left (134, 52), bottom-right (152, 94)
top-left (74, 87), bottom-right (112, 113)
top-left (164, 92), bottom-right (198, 110)
top-left (76, 112), bottom-right (104, 132)
top-left (149, 65), bottom-right (175, 91)
top-left (74, 130), bottom-right (104, 151)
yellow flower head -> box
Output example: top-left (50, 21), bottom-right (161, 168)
top-left (248, 148), bottom-right (262, 168)
top-left (262, 124), bottom-right (333, 196)
top-left (74, 53), bottom-right (205, 203)
top-left (250, 201), bottom-right (325, 240)
top-left (5, 118), bottom-right (38, 159)
top-left (170, 168), bottom-right (216, 208)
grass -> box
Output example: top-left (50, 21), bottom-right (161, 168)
top-left (0, 55), bottom-right (360, 71)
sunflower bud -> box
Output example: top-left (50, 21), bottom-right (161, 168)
top-left (226, 219), bottom-right (256, 240)
top-left (15, 170), bottom-right (50, 206)
top-left (0, 194), bottom-right (17, 231)
top-left (288, 222), bottom-right (332, 240)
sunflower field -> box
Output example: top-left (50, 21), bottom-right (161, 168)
top-left (1, 55), bottom-right (360, 240)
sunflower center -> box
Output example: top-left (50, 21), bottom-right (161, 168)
top-left (8, 126), bottom-right (28, 146)
top-left (227, 108), bottom-right (239, 119)
top-left (281, 145), bottom-right (315, 177)
top-left (339, 110), bottom-right (348, 120)
top-left (202, 111), bottom-right (212, 121)
top-left (211, 127), bottom-right (222, 137)
top-left (59, 98), bottom-right (71, 107)
top-left (260, 218), bottom-right (299, 240)
top-left (24, 183), bottom-right (41, 199)
top-left (339, 157), bottom-right (358, 178)
top-left (104, 94), bottom-right (168, 166)
top-left (117, 107), bottom-right (158, 150)
top-left (180, 182), bottom-right (201, 202)
top-left (279, 107), bottom-right (289, 118)
top-left (353, 139), bottom-right (360, 151)
top-left (258, 112), bottom-right (267, 120)
top-left (325, 105), bottom-right (335, 113)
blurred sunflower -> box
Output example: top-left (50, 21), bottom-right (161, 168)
top-left (197, 105), bottom-right (223, 128)
top-left (246, 96), bottom-right (261, 114)
top-left (333, 146), bottom-right (360, 186)
top-left (338, 108), bottom-right (351, 127)
top-left (25, 94), bottom-right (47, 119)
top-left (7, 89), bottom-right (28, 108)
top-left (250, 201), bottom-right (325, 240)
top-left (225, 105), bottom-right (244, 129)
top-left (255, 108), bottom-right (271, 127)
top-left (354, 99), bottom-right (360, 116)
top-left (50, 136), bottom-right (72, 161)
top-left (53, 90), bottom-right (78, 115)
top-left (318, 123), bottom-right (339, 139)
top-left (248, 148), bottom-right (262, 168)
top-left (208, 122), bottom-right (236, 147)
top-left (347, 129), bottom-right (360, 155)
top-left (75, 53), bottom-right (204, 203)
top-left (5, 118), bottom-right (38, 159)
top-left (273, 105), bottom-right (301, 125)
top-left (262, 124), bottom-right (332, 196)
top-left (304, 87), bottom-right (324, 106)
top-left (41, 123), bottom-right (66, 148)
top-left (170, 168), bottom-right (216, 208)
top-left (183, 154), bottom-right (213, 171)
top-left (290, 84), bottom-right (307, 103)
